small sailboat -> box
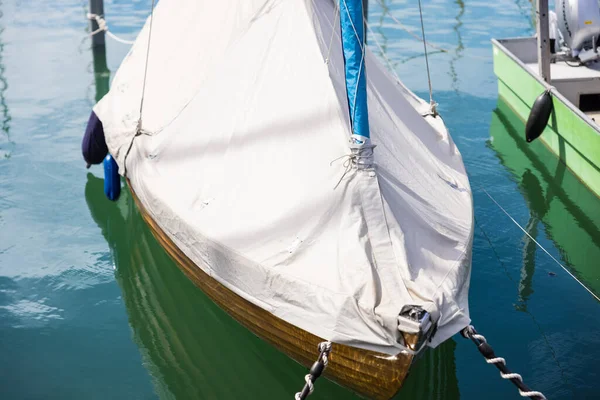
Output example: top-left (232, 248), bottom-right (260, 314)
top-left (82, 1), bottom-right (473, 398)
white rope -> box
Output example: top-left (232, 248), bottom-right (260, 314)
top-left (416, 0), bottom-right (436, 114)
top-left (325, 1), bottom-right (340, 64)
top-left (365, 20), bottom-right (402, 83)
top-left (371, 0), bottom-right (490, 61)
top-left (465, 327), bottom-right (547, 400)
top-left (372, 0), bottom-right (448, 53)
top-left (340, 0), bottom-right (366, 135)
top-left (294, 341), bottom-right (332, 399)
top-left (481, 187), bottom-right (600, 302)
top-left (87, 13), bottom-right (135, 45)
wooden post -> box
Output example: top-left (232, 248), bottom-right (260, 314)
top-left (536, 0), bottom-right (551, 83)
top-left (89, 0), bottom-right (105, 48)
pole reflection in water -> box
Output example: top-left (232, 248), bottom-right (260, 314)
top-left (0, 1), bottom-right (12, 160)
top-left (84, 175), bottom-right (461, 399)
top-left (449, 0), bottom-right (464, 93)
top-left (488, 99), bottom-right (600, 303)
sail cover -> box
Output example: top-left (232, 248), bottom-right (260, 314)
top-left (94, 0), bottom-right (473, 355)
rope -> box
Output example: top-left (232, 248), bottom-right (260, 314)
top-left (416, 0), bottom-right (436, 115)
top-left (462, 326), bottom-right (547, 399)
top-left (294, 341), bottom-right (332, 400)
top-left (480, 187), bottom-right (600, 302)
top-left (120, 0), bottom-right (156, 177)
top-left (87, 13), bottom-right (135, 45)
top-left (139, 0), bottom-right (157, 122)
top-left (325, 1), bottom-right (340, 64)
top-left (371, 0), bottom-right (490, 61)
top-left (340, 0), bottom-right (366, 134)
top-left (473, 216), bottom-right (574, 393)
top-left (365, 20), bottom-right (402, 83)
top-left (373, 0), bottom-right (448, 53)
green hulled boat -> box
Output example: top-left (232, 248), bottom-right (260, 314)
top-left (492, 0), bottom-right (600, 198)
top-left (489, 99), bottom-right (600, 297)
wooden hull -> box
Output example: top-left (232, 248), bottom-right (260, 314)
top-left (128, 183), bottom-right (415, 399)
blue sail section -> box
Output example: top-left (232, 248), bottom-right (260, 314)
top-left (339, 0), bottom-right (369, 141)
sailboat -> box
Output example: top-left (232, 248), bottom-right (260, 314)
top-left (84, 173), bottom-right (462, 399)
top-left (82, 1), bottom-right (473, 398)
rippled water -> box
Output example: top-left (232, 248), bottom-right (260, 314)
top-left (0, 1), bottom-right (598, 399)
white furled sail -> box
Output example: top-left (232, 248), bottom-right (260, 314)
top-left (94, 0), bottom-right (473, 356)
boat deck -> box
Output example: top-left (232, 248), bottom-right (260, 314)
top-left (525, 61), bottom-right (600, 81)
top-left (499, 37), bottom-right (600, 113)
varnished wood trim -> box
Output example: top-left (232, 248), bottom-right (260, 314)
top-left (129, 183), bottom-right (414, 399)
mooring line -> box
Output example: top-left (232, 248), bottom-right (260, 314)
top-left (479, 187), bottom-right (600, 302)
top-left (474, 216), bottom-right (574, 395)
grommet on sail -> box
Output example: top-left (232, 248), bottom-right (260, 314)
top-left (84, 0), bottom-right (474, 397)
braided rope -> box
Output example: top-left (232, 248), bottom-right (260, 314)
top-left (294, 341), bottom-right (332, 400)
top-left (463, 326), bottom-right (547, 400)
top-left (87, 13), bottom-right (135, 45)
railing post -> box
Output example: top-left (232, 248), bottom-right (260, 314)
top-left (535, 0), bottom-right (551, 83)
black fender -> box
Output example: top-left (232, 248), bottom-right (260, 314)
top-left (525, 90), bottom-right (553, 143)
top-left (81, 110), bottom-right (108, 167)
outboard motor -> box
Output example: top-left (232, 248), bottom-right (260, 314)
top-left (555, 0), bottom-right (600, 60)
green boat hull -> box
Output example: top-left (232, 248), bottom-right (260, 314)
top-left (492, 40), bottom-right (600, 198)
top-left (489, 99), bottom-right (600, 297)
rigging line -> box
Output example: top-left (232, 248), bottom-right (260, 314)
top-left (416, 0), bottom-right (434, 106)
top-left (373, 0), bottom-right (448, 53)
top-left (365, 20), bottom-right (402, 83)
top-left (138, 0), bottom-right (157, 125)
top-left (372, 0), bottom-right (489, 61)
top-left (325, 0), bottom-right (340, 64)
top-left (479, 186), bottom-right (600, 302)
top-left (340, 0), bottom-right (366, 135)
top-left (474, 216), bottom-right (574, 394)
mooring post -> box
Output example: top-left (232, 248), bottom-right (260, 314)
top-left (89, 0), bottom-right (105, 47)
top-left (535, 0), bottom-right (551, 83)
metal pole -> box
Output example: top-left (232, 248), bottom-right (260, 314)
top-left (535, 0), bottom-right (551, 83)
top-left (363, 0), bottom-right (368, 43)
top-left (89, 0), bottom-right (105, 47)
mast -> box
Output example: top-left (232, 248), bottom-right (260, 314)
top-left (339, 0), bottom-right (370, 143)
top-left (535, 0), bottom-right (551, 83)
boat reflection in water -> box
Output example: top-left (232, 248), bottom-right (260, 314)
top-left (489, 99), bottom-right (600, 302)
top-left (84, 175), bottom-right (459, 399)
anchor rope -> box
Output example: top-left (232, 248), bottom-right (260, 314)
top-left (462, 326), bottom-right (546, 399)
top-left (87, 13), bottom-right (135, 45)
top-left (474, 216), bottom-right (574, 394)
top-left (294, 341), bottom-right (332, 400)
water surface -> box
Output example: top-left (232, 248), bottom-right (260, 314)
top-left (1, 1), bottom-right (598, 399)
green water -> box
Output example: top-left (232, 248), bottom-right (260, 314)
top-left (1, 1), bottom-right (599, 399)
